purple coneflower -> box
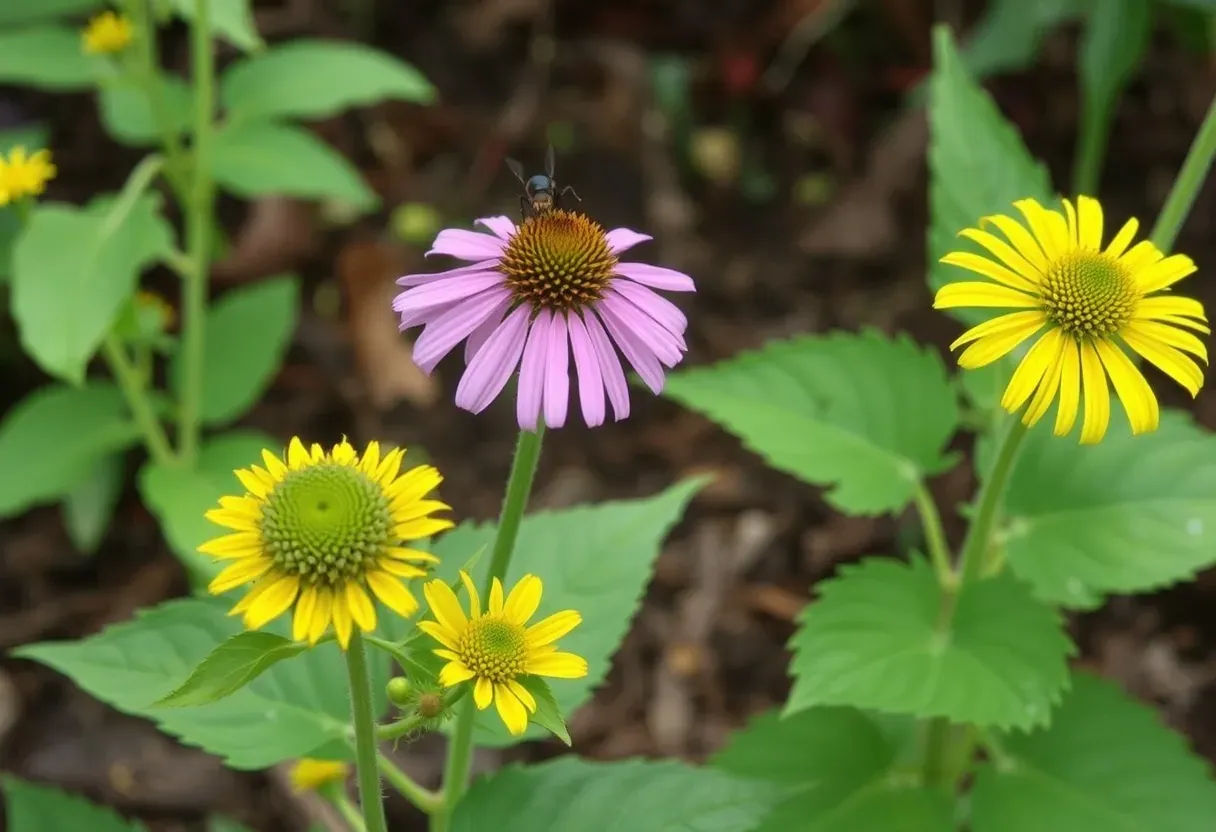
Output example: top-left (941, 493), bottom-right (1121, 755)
top-left (393, 210), bottom-right (695, 430)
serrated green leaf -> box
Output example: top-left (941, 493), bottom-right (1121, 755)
top-left (663, 330), bottom-right (959, 516)
top-left (0, 384), bottom-right (139, 517)
top-left (1002, 408), bottom-right (1216, 608)
top-left (786, 556), bottom-right (1074, 730)
top-left (155, 631), bottom-right (307, 708)
top-left (452, 758), bottom-right (780, 832)
top-left (15, 598), bottom-right (354, 770)
top-left (714, 708), bottom-right (949, 832)
top-left (428, 479), bottom-right (702, 747)
top-left (62, 452), bottom-right (124, 555)
top-left (972, 673), bottom-right (1216, 832)
top-left (99, 77), bottom-right (193, 147)
top-left (167, 276), bottom-right (298, 425)
top-left (518, 676), bottom-right (571, 745)
top-left (166, 0), bottom-right (262, 52)
top-left (0, 0), bottom-right (104, 26)
top-left (3, 777), bottom-right (145, 832)
top-left (0, 25), bottom-right (98, 90)
top-left (210, 121), bottom-right (377, 209)
top-left (12, 195), bottom-right (174, 382)
top-left (221, 40), bottom-right (435, 122)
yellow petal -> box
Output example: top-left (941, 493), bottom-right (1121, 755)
top-left (332, 595), bottom-right (353, 648)
top-left (1054, 338), bottom-right (1081, 437)
top-left (309, 588), bottom-right (333, 644)
top-left (236, 467), bottom-right (270, 498)
top-left (473, 676), bottom-right (494, 709)
top-left (384, 547), bottom-right (440, 564)
top-left (1124, 320), bottom-right (1207, 363)
top-left (208, 557), bottom-right (272, 595)
top-left (395, 517), bottom-right (455, 541)
top-left (366, 570), bottom-right (419, 618)
top-left (345, 582), bottom-right (377, 633)
top-left (386, 465), bottom-right (443, 502)
top-left (423, 579), bottom-right (468, 633)
top-left (459, 570), bottom-right (481, 618)
top-left (438, 660), bottom-right (475, 687)
top-left (1094, 339), bottom-right (1159, 436)
top-left (287, 437), bottom-right (310, 469)
top-left (376, 448), bottom-right (405, 485)
top-left (293, 585), bottom-right (319, 642)
top-left (199, 531), bottom-right (263, 559)
top-left (949, 310), bottom-right (1047, 351)
top-left (1013, 198), bottom-right (1068, 260)
top-left (219, 495), bottom-right (263, 516)
top-left (1121, 329), bottom-right (1205, 397)
top-left (941, 248), bottom-right (1037, 293)
top-left (435, 649), bottom-right (461, 661)
top-left (527, 651), bottom-right (589, 679)
top-left (504, 575), bottom-right (543, 625)
top-left (1079, 342), bottom-right (1111, 444)
top-left (1135, 296), bottom-right (1207, 324)
top-left (934, 282), bottom-right (1040, 310)
top-left (1134, 253), bottom-right (1197, 294)
top-left (494, 683), bottom-right (529, 735)
top-left (527, 610), bottom-right (581, 646)
top-left (204, 508), bottom-right (259, 532)
top-left (978, 212), bottom-right (1048, 274)
top-left (418, 620), bottom-right (459, 650)
top-left (1104, 216), bottom-right (1139, 259)
top-left (1002, 327), bottom-right (1065, 413)
top-left (1119, 240), bottom-right (1163, 273)
top-left (390, 499), bottom-right (451, 524)
top-left (262, 449), bottom-right (288, 481)
top-left (332, 440), bottom-right (357, 465)
top-left (488, 578), bottom-right (505, 616)
top-left (1076, 195), bottom-right (1103, 251)
top-left (506, 679), bottom-right (537, 712)
top-left (360, 441), bottom-right (381, 476)
top-left (957, 322), bottom-right (1045, 370)
top-left (243, 575), bottom-right (300, 630)
top-left (377, 558), bottom-right (427, 579)
top-left (1062, 198), bottom-right (1079, 247)
top-left (1019, 330), bottom-right (1066, 428)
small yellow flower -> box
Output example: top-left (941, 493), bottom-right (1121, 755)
top-left (289, 758), bottom-right (349, 793)
top-left (936, 196), bottom-right (1208, 444)
top-left (82, 10), bottom-right (134, 55)
top-left (0, 147), bottom-right (56, 206)
top-left (202, 438), bottom-right (453, 649)
top-left (420, 570), bottom-right (587, 736)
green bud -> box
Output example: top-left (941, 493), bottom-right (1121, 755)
top-left (386, 676), bottom-right (413, 708)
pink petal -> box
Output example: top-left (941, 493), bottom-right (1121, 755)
top-left (582, 310), bottom-right (630, 421)
top-left (608, 278), bottom-right (688, 339)
top-left (397, 259), bottom-right (500, 288)
top-left (392, 272), bottom-right (504, 318)
top-left (605, 228), bottom-right (652, 254)
top-left (593, 305), bottom-right (665, 394)
top-left (398, 300), bottom-right (456, 332)
top-left (598, 293), bottom-right (683, 368)
top-left (427, 229), bottom-right (507, 261)
top-left (615, 262), bottom-right (695, 292)
top-left (544, 313), bottom-right (570, 429)
top-left (516, 310), bottom-right (552, 431)
top-left (455, 306), bottom-right (530, 414)
top-left (411, 287), bottom-right (513, 373)
top-left (465, 298), bottom-right (513, 364)
top-left (567, 312), bottom-right (605, 427)
top-left (475, 215), bottom-right (518, 241)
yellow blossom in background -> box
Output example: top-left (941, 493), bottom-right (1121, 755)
top-left (420, 570), bottom-right (587, 736)
top-left (0, 147), bottom-right (55, 206)
top-left (202, 438), bottom-right (453, 649)
top-left (82, 10), bottom-right (134, 55)
top-left (935, 196), bottom-right (1208, 444)
top-left (289, 758), bottom-right (349, 793)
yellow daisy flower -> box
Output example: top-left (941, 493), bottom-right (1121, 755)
top-left (289, 758), bottom-right (349, 793)
top-left (419, 571), bottom-right (588, 736)
top-left (0, 146), bottom-right (56, 206)
top-left (82, 10), bottom-right (134, 55)
top-left (202, 438), bottom-right (453, 649)
top-left (935, 195), bottom-right (1208, 444)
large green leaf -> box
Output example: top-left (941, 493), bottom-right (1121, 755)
top-left (0, 25), bottom-right (97, 90)
top-left (971, 673), bottom-right (1216, 832)
top-left (155, 632), bottom-right (307, 708)
top-left (1002, 409), bottom-right (1216, 608)
top-left (714, 708), bottom-right (949, 832)
top-left (166, 0), bottom-right (262, 52)
top-left (12, 196), bottom-right (174, 382)
top-left (0, 0), bottom-right (104, 26)
top-left (426, 479), bottom-right (702, 747)
top-left (3, 777), bottom-right (144, 832)
top-left (210, 121), bottom-right (377, 209)
top-left (452, 758), bottom-right (780, 832)
top-left (786, 557), bottom-right (1074, 730)
top-left (0, 384), bottom-right (139, 517)
top-left (98, 76), bottom-right (193, 147)
top-left (663, 330), bottom-right (959, 516)
top-left (221, 40), bottom-right (435, 122)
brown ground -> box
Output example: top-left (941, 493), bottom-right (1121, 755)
top-left (3, 1), bottom-right (1216, 830)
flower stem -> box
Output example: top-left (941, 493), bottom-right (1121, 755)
top-left (377, 751), bottom-right (443, 814)
top-left (178, 0), bottom-right (217, 465)
top-left (1151, 91), bottom-right (1216, 251)
top-left (101, 335), bottom-right (175, 465)
top-left (433, 426), bottom-right (546, 831)
top-left (913, 482), bottom-right (951, 584)
top-left (130, 0), bottom-right (188, 197)
top-left (324, 787), bottom-right (369, 832)
top-left (345, 632), bottom-right (389, 832)
top-left (1070, 100), bottom-right (1110, 198)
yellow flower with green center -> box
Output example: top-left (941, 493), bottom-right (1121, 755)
top-left (202, 438), bottom-right (453, 649)
top-left (0, 146), bottom-right (56, 206)
top-left (936, 195), bottom-right (1208, 444)
top-left (82, 10), bottom-right (134, 55)
top-left (288, 758), bottom-right (349, 793)
top-left (419, 570), bottom-right (587, 736)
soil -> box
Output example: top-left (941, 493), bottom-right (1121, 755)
top-left (3, 0), bottom-right (1216, 830)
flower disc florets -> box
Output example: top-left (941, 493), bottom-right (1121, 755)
top-left (1040, 252), bottom-right (1138, 337)
top-left (457, 617), bottom-right (529, 683)
top-left (499, 210), bottom-right (617, 310)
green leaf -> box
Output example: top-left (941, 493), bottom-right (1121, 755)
top-left (210, 121), bottom-right (377, 209)
top-left (428, 479), bottom-right (703, 747)
top-left (139, 429), bottom-right (277, 583)
top-left (452, 758), bottom-right (780, 832)
top-left (929, 26), bottom-right (1054, 328)
top-left (960, 0), bottom-right (1085, 79)
top-left (3, 777), bottom-right (145, 832)
top-left (12, 196), bottom-right (174, 382)
top-left (61, 452), bottom-right (124, 555)
top-left (714, 708), bottom-right (950, 832)
top-left (971, 673), bottom-right (1216, 832)
top-left (168, 276), bottom-right (298, 426)
top-left (785, 556), bottom-right (1074, 730)
top-left (663, 330), bottom-right (959, 516)
top-left (166, 0), bottom-right (262, 52)
top-left (155, 631), bottom-right (307, 708)
top-left (221, 39), bottom-right (435, 122)
top-left (16, 598), bottom-right (354, 770)
top-left (207, 817), bottom-right (255, 832)
top-left (0, 0), bottom-right (104, 26)
top-left (1002, 409), bottom-right (1216, 608)
top-left (0, 25), bottom-right (98, 90)
top-left (518, 676), bottom-right (571, 746)
top-left (0, 384), bottom-right (139, 517)
top-left (99, 76), bottom-right (193, 147)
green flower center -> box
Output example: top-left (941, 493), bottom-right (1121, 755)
top-left (260, 463), bottom-right (393, 585)
top-left (500, 210), bottom-right (618, 311)
top-left (1040, 252), bottom-right (1139, 338)
top-left (457, 617), bottom-right (528, 683)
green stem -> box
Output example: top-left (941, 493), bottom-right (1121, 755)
top-left (344, 632), bottom-right (389, 832)
top-left (178, 0), bottom-right (216, 465)
top-left (1151, 91), bottom-right (1216, 251)
top-left (913, 482), bottom-right (951, 584)
top-left (102, 335), bottom-right (175, 465)
top-left (324, 788), bottom-right (369, 832)
top-left (131, 0), bottom-right (188, 197)
top-left (1070, 100), bottom-right (1109, 197)
top-left (433, 426), bottom-right (546, 832)
top-left (378, 752), bottom-right (443, 814)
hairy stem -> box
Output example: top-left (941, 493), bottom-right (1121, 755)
top-left (345, 632), bottom-right (389, 832)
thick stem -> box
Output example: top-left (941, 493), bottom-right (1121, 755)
top-left (345, 632), bottom-right (389, 832)
top-left (1151, 92), bottom-right (1216, 251)
top-left (378, 752), bottom-right (443, 814)
top-left (102, 336), bottom-right (175, 465)
top-left (131, 0), bottom-right (188, 197)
